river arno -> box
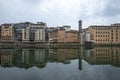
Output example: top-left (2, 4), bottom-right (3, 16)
top-left (0, 46), bottom-right (120, 80)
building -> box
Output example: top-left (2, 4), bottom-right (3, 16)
top-left (57, 25), bottom-right (71, 31)
top-left (1, 24), bottom-right (14, 42)
top-left (48, 25), bottom-right (78, 43)
top-left (46, 26), bottom-right (70, 42)
top-left (37, 22), bottom-right (47, 29)
top-left (34, 27), bottom-right (45, 42)
top-left (45, 27), bottom-right (58, 42)
top-left (65, 30), bottom-right (78, 43)
top-left (22, 22), bottom-right (46, 43)
top-left (80, 29), bottom-right (94, 45)
top-left (88, 23), bottom-right (120, 44)
top-left (14, 22), bottom-right (29, 42)
top-left (22, 26), bottom-right (30, 42)
top-left (49, 29), bottom-right (78, 43)
top-left (49, 29), bottom-right (65, 43)
top-left (0, 26), bottom-right (1, 42)
top-left (30, 22), bottom-right (46, 43)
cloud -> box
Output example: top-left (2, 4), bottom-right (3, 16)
top-left (0, 0), bottom-right (120, 29)
top-left (102, 0), bottom-right (120, 17)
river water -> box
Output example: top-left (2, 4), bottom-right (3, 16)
top-left (0, 46), bottom-right (120, 80)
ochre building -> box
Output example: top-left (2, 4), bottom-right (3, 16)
top-left (1, 24), bottom-right (14, 42)
top-left (88, 23), bottom-right (120, 44)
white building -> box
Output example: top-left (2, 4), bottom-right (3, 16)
top-left (80, 29), bottom-right (94, 45)
top-left (22, 22), bottom-right (46, 43)
top-left (34, 28), bottom-right (45, 42)
top-left (22, 27), bottom-right (30, 42)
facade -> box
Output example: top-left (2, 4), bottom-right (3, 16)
top-left (22, 22), bottom-right (46, 43)
top-left (30, 23), bottom-right (46, 42)
top-left (88, 23), bottom-right (120, 44)
top-left (34, 27), bottom-right (45, 42)
top-left (57, 25), bottom-right (71, 31)
top-left (1, 24), bottom-right (14, 42)
top-left (80, 32), bottom-right (85, 45)
top-left (45, 27), bottom-right (58, 42)
top-left (22, 26), bottom-right (30, 42)
top-left (49, 29), bottom-right (65, 43)
top-left (0, 26), bottom-right (1, 42)
top-left (37, 22), bottom-right (47, 29)
top-left (80, 29), bottom-right (93, 45)
top-left (1, 21), bottom-right (120, 45)
top-left (49, 29), bottom-right (78, 43)
top-left (65, 30), bottom-right (78, 43)
top-left (14, 22), bottom-right (29, 42)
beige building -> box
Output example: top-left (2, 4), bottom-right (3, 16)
top-left (49, 29), bottom-right (78, 43)
top-left (49, 29), bottom-right (65, 43)
top-left (1, 24), bottom-right (14, 42)
top-left (88, 23), bottom-right (120, 44)
top-left (65, 30), bottom-right (78, 43)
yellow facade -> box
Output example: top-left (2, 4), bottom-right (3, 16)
top-left (65, 31), bottom-right (78, 43)
top-left (49, 29), bottom-right (65, 43)
top-left (49, 29), bottom-right (78, 43)
top-left (88, 24), bottom-right (120, 44)
top-left (57, 29), bottom-right (66, 42)
top-left (1, 24), bottom-right (14, 42)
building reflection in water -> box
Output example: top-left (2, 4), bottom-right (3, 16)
top-left (83, 47), bottom-right (120, 67)
top-left (0, 49), bottom-right (14, 67)
top-left (48, 49), bottom-right (78, 63)
top-left (0, 47), bottom-right (120, 69)
top-left (0, 48), bottom-right (80, 69)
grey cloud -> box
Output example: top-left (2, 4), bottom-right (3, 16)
top-left (0, 0), bottom-right (120, 29)
top-left (102, 0), bottom-right (120, 17)
top-left (22, 0), bottom-right (43, 5)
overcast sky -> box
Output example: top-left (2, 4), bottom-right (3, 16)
top-left (0, 0), bottom-right (120, 29)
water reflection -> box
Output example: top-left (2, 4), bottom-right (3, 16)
top-left (83, 47), bottom-right (120, 67)
top-left (0, 48), bottom-right (79, 69)
top-left (0, 47), bottom-right (120, 69)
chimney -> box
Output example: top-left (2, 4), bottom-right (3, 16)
top-left (78, 20), bottom-right (82, 44)
top-left (79, 20), bottom-right (82, 33)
